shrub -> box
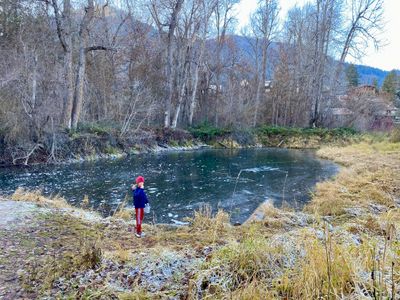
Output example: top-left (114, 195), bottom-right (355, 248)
top-left (104, 145), bottom-right (120, 155)
top-left (256, 126), bottom-right (357, 138)
top-left (256, 125), bottom-right (295, 136)
top-left (189, 122), bottom-right (231, 141)
top-left (69, 121), bottom-right (119, 136)
top-left (154, 127), bottom-right (192, 144)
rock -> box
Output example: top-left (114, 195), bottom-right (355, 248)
top-left (368, 203), bottom-right (387, 214)
top-left (202, 246), bottom-right (213, 256)
top-left (343, 207), bottom-right (366, 217)
top-left (170, 219), bottom-right (189, 226)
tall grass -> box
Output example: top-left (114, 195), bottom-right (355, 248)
top-left (309, 140), bottom-right (400, 217)
top-left (11, 187), bottom-right (71, 208)
top-left (277, 229), bottom-right (355, 299)
top-left (113, 193), bottom-right (133, 221)
top-left (190, 204), bottom-right (229, 232)
top-left (189, 228), bottom-right (283, 298)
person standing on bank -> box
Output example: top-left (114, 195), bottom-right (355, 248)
top-left (131, 176), bottom-right (149, 238)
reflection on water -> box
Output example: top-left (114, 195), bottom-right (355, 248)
top-left (0, 148), bottom-right (338, 223)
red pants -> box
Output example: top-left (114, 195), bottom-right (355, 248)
top-left (135, 208), bottom-right (144, 234)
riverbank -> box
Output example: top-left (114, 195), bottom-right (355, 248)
top-left (0, 124), bottom-right (363, 167)
top-left (0, 138), bottom-right (399, 299)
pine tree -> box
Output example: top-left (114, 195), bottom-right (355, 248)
top-left (372, 78), bottom-right (379, 91)
top-left (346, 64), bottom-right (359, 87)
top-left (382, 70), bottom-right (398, 100)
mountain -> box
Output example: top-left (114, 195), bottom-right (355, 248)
top-left (354, 64), bottom-right (399, 87)
top-left (226, 35), bottom-right (396, 87)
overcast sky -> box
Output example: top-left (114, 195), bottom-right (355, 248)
top-left (235, 0), bottom-right (400, 71)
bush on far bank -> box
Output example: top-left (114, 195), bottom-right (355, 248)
top-left (188, 122), bottom-right (232, 141)
top-left (255, 125), bottom-right (358, 138)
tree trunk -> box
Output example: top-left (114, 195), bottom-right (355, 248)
top-left (253, 40), bottom-right (267, 127)
top-left (31, 53), bottom-right (37, 109)
top-left (188, 13), bottom-right (208, 126)
top-left (188, 62), bottom-right (200, 126)
top-left (70, 0), bottom-right (94, 129)
top-left (71, 46), bottom-right (87, 129)
top-left (61, 0), bottom-right (74, 129)
top-left (62, 47), bottom-right (74, 128)
top-left (164, 0), bottom-right (184, 128)
top-left (171, 75), bottom-right (187, 128)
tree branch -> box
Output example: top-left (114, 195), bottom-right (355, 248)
top-left (51, 0), bottom-right (68, 52)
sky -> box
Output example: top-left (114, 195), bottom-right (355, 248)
top-left (235, 0), bottom-right (400, 71)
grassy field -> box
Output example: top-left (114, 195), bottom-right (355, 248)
top-left (1, 132), bottom-right (399, 299)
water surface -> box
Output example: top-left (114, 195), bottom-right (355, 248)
top-left (0, 148), bottom-right (338, 223)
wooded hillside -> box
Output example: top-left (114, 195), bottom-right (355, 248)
top-left (0, 0), bottom-right (398, 163)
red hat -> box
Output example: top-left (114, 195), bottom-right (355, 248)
top-left (135, 176), bottom-right (145, 184)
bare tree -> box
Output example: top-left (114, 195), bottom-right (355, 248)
top-left (250, 0), bottom-right (279, 127)
top-left (210, 0), bottom-right (238, 126)
top-left (149, 0), bottom-right (184, 128)
top-left (339, 0), bottom-right (384, 64)
top-left (334, 0), bottom-right (384, 87)
top-left (188, 0), bottom-right (216, 126)
top-left (46, 0), bottom-right (74, 128)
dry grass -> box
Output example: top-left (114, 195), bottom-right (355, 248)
top-left (317, 141), bottom-right (400, 166)
top-left (229, 280), bottom-right (277, 300)
top-left (113, 208), bottom-right (133, 221)
top-left (308, 140), bottom-right (400, 217)
top-left (117, 291), bottom-right (153, 300)
top-left (81, 194), bottom-right (90, 209)
top-left (390, 127), bottom-right (400, 143)
top-left (18, 212), bottom-right (104, 293)
top-left (151, 207), bottom-right (233, 250)
top-left (112, 194), bottom-right (133, 221)
top-left (190, 204), bottom-right (230, 232)
top-left (307, 167), bottom-right (398, 216)
top-left (11, 187), bottom-right (71, 208)
top-left (246, 201), bottom-right (313, 234)
top-left (276, 232), bottom-right (356, 299)
top-left (104, 242), bottom-right (132, 263)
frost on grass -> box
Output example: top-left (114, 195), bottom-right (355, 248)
top-left (1, 139), bottom-right (399, 299)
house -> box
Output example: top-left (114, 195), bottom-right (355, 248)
top-left (330, 107), bottom-right (353, 116)
top-left (326, 86), bottom-right (397, 131)
top-left (264, 80), bottom-right (272, 92)
top-left (208, 84), bottom-right (223, 94)
top-left (349, 85), bottom-right (378, 95)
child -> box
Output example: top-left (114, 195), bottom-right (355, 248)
top-left (132, 176), bottom-right (149, 238)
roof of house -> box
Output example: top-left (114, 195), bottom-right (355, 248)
top-left (330, 108), bottom-right (353, 115)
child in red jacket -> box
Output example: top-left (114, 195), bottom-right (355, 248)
top-left (132, 176), bottom-right (149, 238)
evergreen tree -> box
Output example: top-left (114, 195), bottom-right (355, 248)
top-left (382, 70), bottom-right (398, 100)
top-left (372, 78), bottom-right (379, 91)
top-left (346, 64), bottom-right (359, 87)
